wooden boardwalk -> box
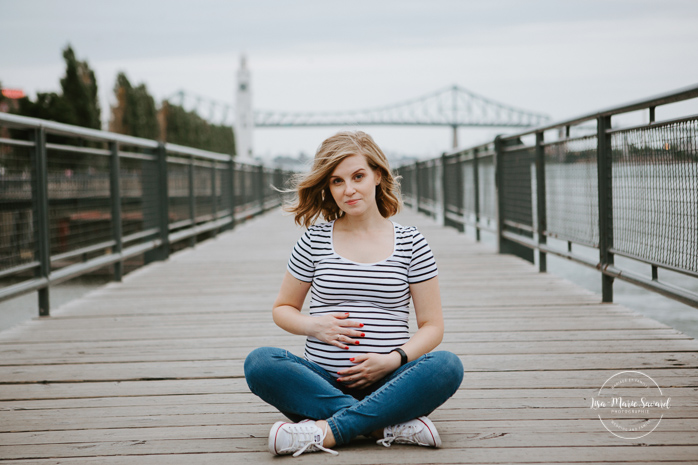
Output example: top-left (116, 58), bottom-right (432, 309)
top-left (1, 208), bottom-right (697, 464)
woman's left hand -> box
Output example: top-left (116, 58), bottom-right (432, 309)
top-left (336, 352), bottom-right (401, 389)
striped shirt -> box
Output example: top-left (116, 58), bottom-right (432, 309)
top-left (287, 220), bottom-right (438, 377)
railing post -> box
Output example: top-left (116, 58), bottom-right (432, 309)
top-left (460, 153), bottom-right (468, 234)
top-left (188, 156), bottom-right (196, 247)
top-left (257, 164), bottom-right (265, 213)
top-left (159, 144), bottom-right (170, 259)
top-left (228, 160), bottom-right (236, 230)
top-left (413, 163), bottom-right (420, 212)
top-left (494, 136), bottom-right (505, 254)
top-left (597, 115), bottom-right (614, 302)
top-left (275, 168), bottom-right (283, 207)
top-left (535, 132), bottom-right (547, 272)
top-left (109, 141), bottom-right (123, 281)
top-left (32, 126), bottom-right (50, 316)
top-left (457, 154), bottom-right (464, 233)
top-left (473, 147), bottom-right (481, 241)
top-left (211, 162), bottom-right (218, 237)
top-left (145, 142), bottom-right (170, 263)
top-left (436, 153), bottom-right (445, 225)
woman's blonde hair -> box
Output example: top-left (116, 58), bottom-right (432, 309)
top-left (286, 131), bottom-right (401, 228)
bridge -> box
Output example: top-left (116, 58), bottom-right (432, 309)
top-left (1, 84), bottom-right (697, 463)
top-left (169, 84), bottom-right (552, 148)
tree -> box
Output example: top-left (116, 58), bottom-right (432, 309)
top-left (60, 46), bottom-right (101, 130)
top-left (160, 101), bottom-right (236, 156)
top-left (11, 45), bottom-right (101, 130)
top-left (15, 92), bottom-right (75, 124)
top-left (110, 72), bottom-right (159, 140)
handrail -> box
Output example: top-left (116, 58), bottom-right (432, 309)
top-left (444, 140), bottom-right (494, 158)
top-left (500, 83), bottom-right (698, 139)
top-left (0, 112), bottom-right (160, 147)
top-left (164, 142), bottom-right (232, 162)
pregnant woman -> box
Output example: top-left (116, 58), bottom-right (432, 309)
top-left (244, 131), bottom-right (463, 457)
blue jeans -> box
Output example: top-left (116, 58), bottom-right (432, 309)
top-left (244, 347), bottom-right (463, 446)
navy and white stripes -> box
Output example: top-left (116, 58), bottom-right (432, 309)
top-left (287, 220), bottom-right (438, 377)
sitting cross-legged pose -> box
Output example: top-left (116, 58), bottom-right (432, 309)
top-left (244, 131), bottom-right (463, 457)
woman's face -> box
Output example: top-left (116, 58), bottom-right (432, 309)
top-left (328, 153), bottom-right (381, 217)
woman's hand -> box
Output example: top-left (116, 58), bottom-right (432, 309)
top-left (308, 312), bottom-right (365, 350)
top-left (336, 352), bottom-right (401, 389)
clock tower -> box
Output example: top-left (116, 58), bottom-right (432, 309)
top-left (235, 55), bottom-right (254, 161)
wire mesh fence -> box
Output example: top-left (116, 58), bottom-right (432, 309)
top-left (416, 160), bottom-right (437, 217)
top-left (46, 143), bottom-right (113, 268)
top-left (462, 156), bottom-right (476, 225)
top-left (443, 154), bottom-right (463, 229)
top-left (478, 153), bottom-right (496, 229)
top-left (500, 145), bottom-right (535, 233)
top-left (397, 164), bottom-right (415, 207)
top-left (611, 120), bottom-right (698, 274)
top-left (543, 136), bottom-right (599, 247)
top-left (234, 162), bottom-right (257, 214)
top-left (193, 162), bottom-right (215, 222)
top-left (166, 157), bottom-right (191, 229)
top-left (0, 140), bottom-right (35, 274)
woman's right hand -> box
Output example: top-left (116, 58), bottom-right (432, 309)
top-left (308, 312), bottom-right (364, 350)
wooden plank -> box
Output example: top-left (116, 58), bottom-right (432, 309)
top-left (2, 347), bottom-right (694, 368)
top-left (4, 413), bottom-right (698, 435)
top-left (2, 368), bottom-right (697, 400)
top-left (0, 318), bottom-right (677, 344)
top-left (0, 352), bottom-right (696, 384)
top-left (2, 431), bottom-right (698, 460)
top-left (4, 386), bottom-right (698, 410)
top-left (2, 305), bottom-right (647, 331)
top-left (4, 403), bottom-right (698, 434)
top-left (5, 396), bottom-right (698, 430)
top-left (1, 446), bottom-right (698, 464)
top-left (0, 329), bottom-right (690, 361)
top-left (4, 425), bottom-right (698, 448)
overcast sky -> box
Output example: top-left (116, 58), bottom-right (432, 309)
top-left (2, 0), bottom-right (697, 161)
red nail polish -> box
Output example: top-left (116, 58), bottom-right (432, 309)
top-left (345, 313), bottom-right (349, 315)
top-left (361, 333), bottom-right (365, 337)
top-left (344, 346), bottom-right (349, 350)
top-left (359, 323), bottom-right (364, 327)
top-left (350, 358), bottom-right (355, 362)
top-left (355, 341), bottom-right (360, 345)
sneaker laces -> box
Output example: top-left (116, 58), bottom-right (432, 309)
top-left (377, 422), bottom-right (425, 448)
top-left (284, 422), bottom-right (338, 457)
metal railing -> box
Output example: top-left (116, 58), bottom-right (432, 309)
top-left (0, 112), bottom-right (293, 316)
top-left (397, 84), bottom-right (698, 309)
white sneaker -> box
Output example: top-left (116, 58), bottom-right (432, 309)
top-left (268, 420), bottom-right (339, 457)
top-left (377, 416), bottom-right (441, 448)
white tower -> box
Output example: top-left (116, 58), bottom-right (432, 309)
top-left (235, 55), bottom-right (254, 161)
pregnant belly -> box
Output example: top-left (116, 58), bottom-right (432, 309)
top-left (304, 311), bottom-right (410, 377)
